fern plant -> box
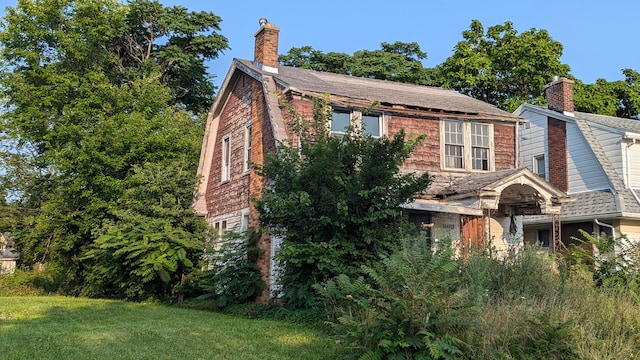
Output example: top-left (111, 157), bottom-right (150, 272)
top-left (316, 237), bottom-right (471, 359)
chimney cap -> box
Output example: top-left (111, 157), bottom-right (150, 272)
top-left (259, 18), bottom-right (268, 26)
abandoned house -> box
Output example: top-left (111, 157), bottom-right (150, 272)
top-left (194, 19), bottom-right (570, 300)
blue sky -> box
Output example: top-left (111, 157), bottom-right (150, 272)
top-left (2, 0), bottom-right (638, 90)
top-left (169, 0), bottom-right (638, 90)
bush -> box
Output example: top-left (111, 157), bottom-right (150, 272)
top-left (195, 229), bottom-right (265, 309)
top-left (316, 237), bottom-right (470, 359)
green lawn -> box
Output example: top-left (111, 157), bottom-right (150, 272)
top-left (0, 296), bottom-right (348, 360)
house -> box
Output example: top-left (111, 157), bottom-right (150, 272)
top-left (516, 77), bottom-right (640, 249)
top-left (195, 19), bottom-right (569, 301)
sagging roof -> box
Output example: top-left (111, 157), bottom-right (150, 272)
top-left (235, 58), bottom-right (522, 123)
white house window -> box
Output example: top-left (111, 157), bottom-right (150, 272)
top-left (221, 134), bottom-right (231, 182)
top-left (534, 154), bottom-right (546, 179)
top-left (331, 109), bottom-right (382, 137)
top-left (471, 123), bottom-right (489, 170)
top-left (244, 123), bottom-right (252, 173)
top-left (442, 120), bottom-right (493, 172)
top-left (444, 120), bottom-right (464, 169)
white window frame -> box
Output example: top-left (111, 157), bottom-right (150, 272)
top-left (441, 120), bottom-right (494, 172)
top-left (534, 154), bottom-right (546, 180)
top-left (221, 134), bottom-right (231, 182)
top-left (244, 122), bottom-right (252, 173)
top-left (331, 108), bottom-right (384, 138)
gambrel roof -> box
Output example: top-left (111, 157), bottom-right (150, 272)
top-left (516, 104), bottom-right (640, 223)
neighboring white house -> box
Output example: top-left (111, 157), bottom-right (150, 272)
top-left (516, 77), bottom-right (640, 249)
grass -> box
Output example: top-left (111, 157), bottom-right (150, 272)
top-left (0, 296), bottom-right (349, 360)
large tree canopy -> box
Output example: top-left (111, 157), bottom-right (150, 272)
top-left (279, 41), bottom-right (436, 85)
top-left (574, 69), bottom-right (640, 119)
top-left (0, 0), bottom-right (228, 298)
top-left (437, 20), bottom-right (571, 112)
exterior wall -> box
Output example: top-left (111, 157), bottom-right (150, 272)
top-left (520, 111), bottom-right (549, 180)
top-left (0, 259), bottom-right (16, 274)
top-left (591, 125), bottom-right (624, 181)
top-left (389, 115), bottom-right (440, 172)
top-left (388, 115), bottom-right (516, 173)
top-left (205, 74), bottom-right (253, 217)
top-left (624, 142), bottom-right (640, 188)
top-left (493, 123), bottom-right (517, 170)
top-left (566, 121), bottom-right (611, 193)
top-left (618, 219), bottom-right (640, 243)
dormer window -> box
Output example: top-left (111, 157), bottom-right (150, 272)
top-left (442, 120), bottom-right (494, 172)
top-left (331, 109), bottom-right (383, 137)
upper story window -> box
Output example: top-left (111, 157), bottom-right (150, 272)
top-left (471, 123), bottom-right (490, 170)
top-left (442, 120), bottom-right (494, 172)
top-left (534, 154), bottom-right (546, 179)
top-left (244, 122), bottom-right (252, 173)
top-left (331, 109), bottom-right (383, 137)
top-left (221, 134), bottom-right (231, 182)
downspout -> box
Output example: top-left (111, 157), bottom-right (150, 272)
top-left (594, 218), bottom-right (615, 239)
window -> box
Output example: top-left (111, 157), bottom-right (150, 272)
top-left (442, 120), bottom-right (493, 171)
top-left (331, 110), bottom-right (351, 136)
top-left (244, 123), bottom-right (252, 172)
top-left (537, 229), bottom-right (550, 247)
top-left (534, 155), bottom-right (546, 179)
top-left (221, 135), bottom-right (231, 182)
top-left (471, 123), bottom-right (489, 170)
top-left (331, 109), bottom-right (382, 137)
top-left (362, 114), bottom-right (381, 137)
top-left (444, 121), bottom-right (464, 168)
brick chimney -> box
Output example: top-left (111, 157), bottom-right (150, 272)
top-left (545, 76), bottom-right (574, 116)
top-left (254, 18), bottom-right (279, 74)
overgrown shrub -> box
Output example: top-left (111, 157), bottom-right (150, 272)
top-left (461, 244), bottom-right (562, 304)
top-left (196, 229), bottom-right (265, 309)
top-left (316, 237), bottom-right (470, 359)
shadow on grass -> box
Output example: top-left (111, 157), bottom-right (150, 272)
top-left (0, 296), bottom-right (348, 360)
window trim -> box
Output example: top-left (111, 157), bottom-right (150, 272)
top-left (441, 120), bottom-right (494, 172)
top-left (244, 122), bottom-right (252, 173)
top-left (534, 154), bottom-right (546, 180)
top-left (221, 134), bottom-right (231, 182)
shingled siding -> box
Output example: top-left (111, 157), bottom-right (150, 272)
top-left (494, 123), bottom-right (517, 170)
top-left (388, 115), bottom-right (441, 171)
top-left (206, 73), bottom-right (253, 216)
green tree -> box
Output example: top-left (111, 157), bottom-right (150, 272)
top-left (0, 0), bottom-right (227, 296)
top-left (254, 97), bottom-right (432, 308)
top-left (574, 69), bottom-right (640, 119)
top-left (438, 20), bottom-right (571, 112)
top-left (279, 41), bottom-right (435, 85)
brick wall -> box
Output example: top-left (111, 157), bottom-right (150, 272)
top-left (548, 117), bottom-right (568, 192)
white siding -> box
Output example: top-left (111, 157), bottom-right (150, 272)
top-left (566, 121), bottom-right (611, 193)
top-left (625, 143), bottom-right (640, 187)
top-left (591, 125), bottom-right (625, 184)
top-left (519, 111), bottom-right (548, 179)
